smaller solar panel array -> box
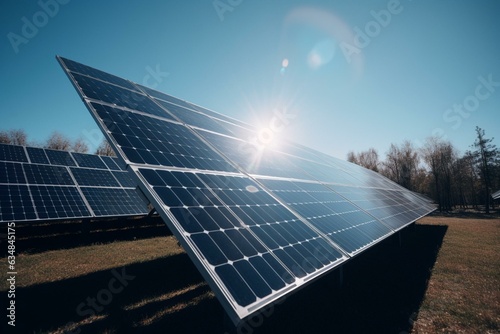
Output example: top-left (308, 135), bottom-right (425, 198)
top-left (0, 143), bottom-right (149, 222)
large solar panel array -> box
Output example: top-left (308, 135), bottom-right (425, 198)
top-left (58, 56), bottom-right (436, 324)
top-left (0, 143), bottom-right (149, 222)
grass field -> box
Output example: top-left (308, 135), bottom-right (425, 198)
top-left (1, 213), bottom-right (499, 333)
top-left (412, 215), bottom-right (500, 333)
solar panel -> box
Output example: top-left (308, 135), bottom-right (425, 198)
top-left (0, 161), bottom-right (26, 184)
top-left (89, 101), bottom-right (238, 172)
top-left (45, 148), bottom-right (77, 166)
top-left (29, 185), bottom-right (91, 219)
top-left (72, 152), bottom-right (108, 169)
top-left (101, 156), bottom-right (122, 171)
top-left (0, 143), bottom-right (28, 162)
top-left (0, 143), bottom-right (149, 222)
top-left (80, 187), bottom-right (149, 217)
top-left (58, 56), bottom-right (436, 325)
top-left (70, 168), bottom-right (120, 187)
top-left (24, 164), bottom-right (74, 185)
top-left (0, 185), bottom-right (37, 221)
top-left (60, 57), bottom-right (140, 92)
top-left (111, 170), bottom-right (137, 188)
top-left (26, 146), bottom-right (50, 164)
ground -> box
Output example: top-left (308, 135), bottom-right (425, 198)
top-left (1, 213), bottom-right (499, 333)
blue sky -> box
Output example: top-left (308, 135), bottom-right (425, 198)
top-left (1, 0), bottom-right (499, 160)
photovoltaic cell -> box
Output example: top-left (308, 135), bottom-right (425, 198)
top-left (0, 161), bottom-right (26, 184)
top-left (156, 99), bottom-right (234, 136)
top-left (101, 156), bottom-right (122, 171)
top-left (90, 102), bottom-right (237, 172)
top-left (29, 185), bottom-right (90, 219)
top-left (138, 83), bottom-right (256, 134)
top-left (24, 164), bottom-right (74, 185)
top-left (332, 186), bottom-right (429, 231)
top-left (70, 72), bottom-right (175, 120)
top-left (197, 131), bottom-right (311, 180)
top-left (111, 171), bottom-right (137, 188)
top-left (0, 143), bottom-right (28, 162)
top-left (138, 84), bottom-right (201, 111)
top-left (81, 187), bottom-right (149, 216)
top-left (70, 168), bottom-right (120, 187)
top-left (112, 157), bottom-right (126, 170)
top-left (139, 168), bottom-right (345, 305)
top-left (258, 179), bottom-right (392, 255)
top-left (72, 152), bottom-right (108, 169)
top-left (45, 149), bottom-right (76, 166)
top-left (58, 56), bottom-right (436, 325)
top-left (26, 147), bottom-right (50, 164)
top-left (59, 57), bottom-right (140, 92)
top-left (0, 185), bottom-right (37, 221)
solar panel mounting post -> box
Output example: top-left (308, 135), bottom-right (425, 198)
top-left (81, 218), bottom-right (91, 235)
top-left (223, 310), bottom-right (237, 334)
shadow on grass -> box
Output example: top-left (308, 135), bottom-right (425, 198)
top-left (1, 223), bottom-right (447, 334)
top-left (1, 216), bottom-right (171, 256)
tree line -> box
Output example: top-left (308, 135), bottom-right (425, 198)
top-left (347, 126), bottom-right (499, 213)
top-left (0, 129), bottom-right (115, 157)
top-left (2, 127), bottom-right (498, 212)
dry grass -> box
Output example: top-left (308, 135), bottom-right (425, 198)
top-left (1, 215), bottom-right (498, 333)
top-left (0, 235), bottom-right (183, 290)
top-left (412, 216), bottom-right (500, 334)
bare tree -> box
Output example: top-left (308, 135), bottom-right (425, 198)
top-left (453, 152), bottom-right (479, 209)
top-left (347, 151), bottom-right (358, 165)
top-left (72, 137), bottom-right (89, 153)
top-left (347, 148), bottom-right (379, 172)
top-left (471, 126), bottom-right (498, 213)
top-left (95, 139), bottom-right (116, 156)
top-left (381, 140), bottom-right (419, 190)
top-left (0, 129), bottom-right (28, 145)
top-left (421, 137), bottom-right (457, 211)
top-left (45, 131), bottom-right (71, 151)
top-left (0, 131), bottom-right (10, 144)
top-left (413, 167), bottom-right (432, 197)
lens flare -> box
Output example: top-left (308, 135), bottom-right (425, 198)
top-left (280, 58), bottom-right (289, 75)
top-left (282, 6), bottom-right (364, 79)
top-left (307, 39), bottom-right (336, 69)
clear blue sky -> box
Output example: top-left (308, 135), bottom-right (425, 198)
top-left (1, 0), bottom-right (499, 159)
